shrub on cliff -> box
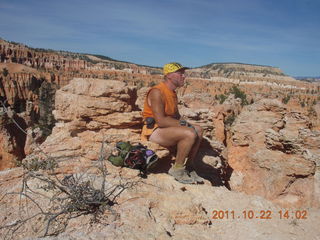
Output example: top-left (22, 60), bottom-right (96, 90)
top-left (224, 114), bottom-right (236, 127)
top-left (38, 81), bottom-right (57, 137)
top-left (282, 95), bottom-right (291, 104)
top-left (148, 81), bottom-right (156, 87)
top-left (214, 86), bottom-right (249, 105)
top-left (0, 139), bottom-right (135, 239)
top-left (215, 94), bottom-right (228, 104)
top-left (2, 68), bottom-right (9, 77)
top-left (229, 85), bottom-right (248, 106)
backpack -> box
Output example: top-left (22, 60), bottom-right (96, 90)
top-left (108, 141), bottom-right (158, 172)
top-left (108, 141), bottom-right (132, 167)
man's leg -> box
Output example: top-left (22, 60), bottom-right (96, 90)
top-left (149, 126), bottom-right (198, 183)
top-left (185, 125), bottom-right (205, 183)
top-left (187, 124), bottom-right (203, 164)
top-left (149, 126), bottom-right (197, 166)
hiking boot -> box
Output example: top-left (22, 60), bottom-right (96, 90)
top-left (186, 161), bottom-right (205, 183)
top-left (189, 171), bottom-right (205, 183)
top-left (168, 167), bottom-right (195, 184)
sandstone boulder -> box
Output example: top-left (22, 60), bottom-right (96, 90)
top-left (0, 111), bottom-right (26, 170)
top-left (0, 159), bottom-right (319, 240)
top-left (212, 94), bottom-right (242, 143)
top-left (228, 99), bottom-right (319, 207)
top-left (24, 78), bottom-right (147, 163)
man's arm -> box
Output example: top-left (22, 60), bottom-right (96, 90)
top-left (148, 89), bottom-right (199, 137)
top-left (148, 89), bottom-right (180, 128)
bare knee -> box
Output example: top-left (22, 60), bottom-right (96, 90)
top-left (193, 125), bottom-right (204, 138)
top-left (182, 128), bottom-right (198, 143)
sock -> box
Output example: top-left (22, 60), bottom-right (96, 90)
top-left (173, 163), bottom-right (184, 169)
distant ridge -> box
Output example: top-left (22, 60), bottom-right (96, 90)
top-left (2, 37), bottom-right (285, 72)
top-left (295, 77), bottom-right (320, 83)
top-left (193, 62), bottom-right (285, 77)
top-left (0, 37), bottom-right (161, 69)
top-left (198, 62), bottom-right (278, 69)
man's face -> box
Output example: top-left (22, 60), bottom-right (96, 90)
top-left (167, 69), bottom-right (186, 88)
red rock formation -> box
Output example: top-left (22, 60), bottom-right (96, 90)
top-left (1, 38), bottom-right (319, 125)
top-left (24, 78), bottom-right (146, 162)
top-left (1, 159), bottom-right (320, 239)
top-left (227, 99), bottom-right (319, 207)
top-left (0, 39), bottom-right (319, 209)
top-left (0, 111), bottom-right (26, 170)
top-left (1, 76), bottom-right (319, 240)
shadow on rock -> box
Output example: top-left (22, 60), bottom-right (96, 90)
top-left (148, 138), bottom-right (233, 188)
top-left (194, 138), bottom-right (232, 188)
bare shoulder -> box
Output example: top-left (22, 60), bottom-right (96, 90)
top-left (148, 88), bottom-right (163, 105)
top-left (148, 88), bottom-right (161, 99)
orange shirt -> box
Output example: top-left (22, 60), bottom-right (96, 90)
top-left (142, 81), bottom-right (178, 119)
top-left (141, 81), bottom-right (178, 141)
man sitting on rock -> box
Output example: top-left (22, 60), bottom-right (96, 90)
top-left (141, 62), bottom-right (204, 184)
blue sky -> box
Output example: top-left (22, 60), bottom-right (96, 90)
top-left (0, 0), bottom-right (319, 76)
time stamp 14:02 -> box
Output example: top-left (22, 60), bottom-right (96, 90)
top-left (212, 210), bottom-right (308, 220)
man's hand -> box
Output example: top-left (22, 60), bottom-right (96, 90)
top-left (179, 120), bottom-right (199, 138)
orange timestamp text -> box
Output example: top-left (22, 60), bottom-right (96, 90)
top-left (212, 209), bottom-right (308, 220)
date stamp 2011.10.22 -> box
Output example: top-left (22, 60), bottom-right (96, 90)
top-left (212, 209), bottom-right (308, 220)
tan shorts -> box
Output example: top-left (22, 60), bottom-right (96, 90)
top-left (141, 124), bottom-right (159, 141)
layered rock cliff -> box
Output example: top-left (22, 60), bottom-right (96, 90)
top-left (0, 39), bottom-right (161, 74)
top-left (1, 38), bottom-right (318, 123)
top-left (0, 113), bottom-right (26, 169)
top-left (10, 77), bottom-right (320, 209)
top-left (227, 99), bottom-right (320, 208)
top-left (0, 38), bottom-right (319, 177)
top-left (0, 77), bottom-right (319, 240)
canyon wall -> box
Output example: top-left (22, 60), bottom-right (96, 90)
top-left (0, 77), bottom-right (319, 240)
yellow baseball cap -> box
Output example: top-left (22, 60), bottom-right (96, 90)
top-left (163, 62), bottom-right (188, 75)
